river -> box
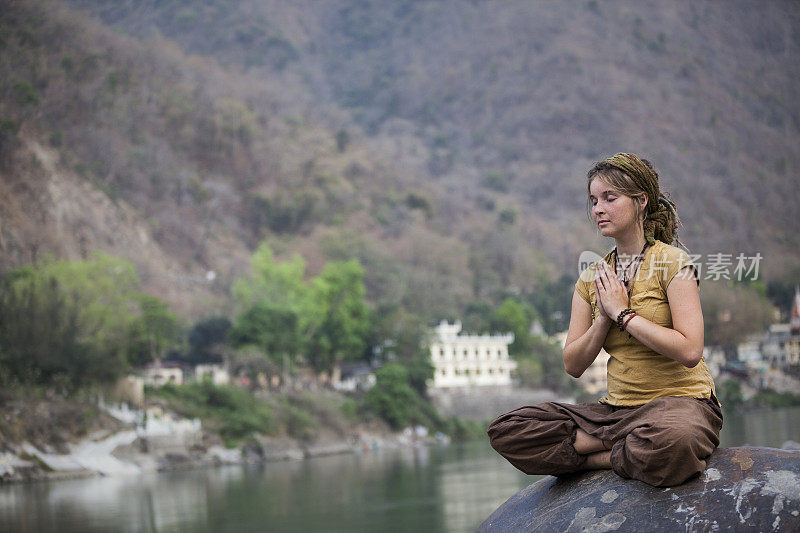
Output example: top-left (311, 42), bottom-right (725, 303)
top-left (1, 406), bottom-right (798, 533)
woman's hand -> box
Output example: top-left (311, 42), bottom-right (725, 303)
top-left (594, 262), bottom-right (629, 321)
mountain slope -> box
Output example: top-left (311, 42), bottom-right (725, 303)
top-left (63, 0), bottom-right (800, 269)
top-left (2, 0), bottom-right (798, 323)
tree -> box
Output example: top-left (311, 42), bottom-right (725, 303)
top-left (529, 335), bottom-right (573, 392)
top-left (0, 273), bottom-right (81, 386)
top-left (701, 282), bottom-right (775, 348)
top-left (363, 364), bottom-right (419, 429)
top-left (187, 316), bottom-right (231, 364)
top-left (229, 302), bottom-right (300, 377)
top-left (230, 244), bottom-right (372, 375)
top-left (229, 243), bottom-right (318, 383)
top-left (525, 273), bottom-right (574, 335)
top-left (231, 243), bottom-right (308, 313)
top-left (305, 260), bottom-right (371, 372)
top-left (367, 306), bottom-right (432, 396)
top-left (128, 293), bottom-right (184, 367)
top-left (481, 297), bottom-right (572, 391)
top-left (489, 298), bottom-right (536, 357)
top-left (717, 379), bottom-right (743, 409)
top-left (0, 253), bottom-right (143, 389)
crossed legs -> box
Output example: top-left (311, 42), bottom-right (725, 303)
top-left (573, 428), bottom-right (612, 469)
top-left (487, 397), bottom-right (723, 487)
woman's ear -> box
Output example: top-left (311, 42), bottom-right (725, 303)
top-left (639, 194), bottom-right (648, 215)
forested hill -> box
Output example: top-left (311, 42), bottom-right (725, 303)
top-left (2, 0), bottom-right (799, 323)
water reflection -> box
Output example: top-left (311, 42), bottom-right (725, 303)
top-left (0, 442), bottom-right (530, 533)
top-left (719, 405), bottom-right (800, 448)
top-left (0, 407), bottom-right (796, 533)
top-left (437, 445), bottom-right (539, 533)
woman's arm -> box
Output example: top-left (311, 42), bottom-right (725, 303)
top-left (595, 262), bottom-right (704, 368)
top-left (563, 288), bottom-right (614, 378)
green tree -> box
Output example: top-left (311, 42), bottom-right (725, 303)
top-left (231, 244), bottom-right (372, 375)
top-left (717, 379), bottom-right (743, 408)
top-left (42, 252), bottom-right (140, 356)
top-left (187, 316), bottom-right (231, 364)
top-left (530, 335), bottom-right (573, 392)
top-left (489, 298), bottom-right (536, 357)
top-left (0, 273), bottom-right (80, 386)
top-left (363, 364), bottom-right (419, 429)
top-left (306, 259), bottom-right (371, 372)
top-left (128, 293), bottom-right (184, 366)
top-left (230, 242), bottom-right (317, 382)
top-left (488, 297), bottom-right (572, 392)
top-left (0, 253), bottom-right (143, 389)
top-left (367, 306), bottom-right (432, 395)
top-left (525, 273), bottom-right (574, 335)
top-left (229, 302), bottom-right (300, 384)
top-left (231, 243), bottom-right (308, 313)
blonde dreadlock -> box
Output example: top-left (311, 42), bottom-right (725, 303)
top-left (588, 153), bottom-right (681, 246)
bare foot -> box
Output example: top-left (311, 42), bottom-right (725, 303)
top-left (583, 450), bottom-right (612, 470)
top-left (573, 428), bottom-right (613, 455)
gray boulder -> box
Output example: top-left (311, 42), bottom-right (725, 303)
top-left (479, 447), bottom-right (800, 532)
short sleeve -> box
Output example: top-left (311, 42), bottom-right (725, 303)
top-left (575, 265), bottom-right (595, 304)
top-left (658, 246), bottom-right (699, 290)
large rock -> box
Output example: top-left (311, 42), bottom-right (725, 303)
top-left (479, 447), bottom-right (800, 532)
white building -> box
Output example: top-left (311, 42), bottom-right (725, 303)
top-left (740, 323), bottom-right (800, 369)
top-left (194, 364), bottom-right (230, 386)
top-left (703, 346), bottom-right (727, 379)
top-left (143, 360), bottom-right (183, 386)
top-left (429, 320), bottom-right (516, 388)
top-left (333, 362), bottom-right (376, 393)
top-left (579, 349), bottom-right (610, 395)
top-left (553, 330), bottom-right (610, 395)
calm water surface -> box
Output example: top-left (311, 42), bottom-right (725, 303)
top-left (1, 406), bottom-right (798, 533)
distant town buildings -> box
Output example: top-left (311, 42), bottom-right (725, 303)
top-left (736, 323), bottom-right (800, 371)
top-left (429, 320), bottom-right (516, 388)
top-left (579, 349), bottom-right (610, 395)
top-left (194, 364), bottom-right (230, 386)
top-left (551, 330), bottom-right (610, 395)
top-left (333, 362), bottom-right (377, 392)
top-left (791, 286), bottom-right (800, 335)
top-left (143, 360), bottom-right (184, 386)
top-left (706, 286), bottom-right (800, 395)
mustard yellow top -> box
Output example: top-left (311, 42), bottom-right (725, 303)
top-left (575, 240), bottom-right (716, 407)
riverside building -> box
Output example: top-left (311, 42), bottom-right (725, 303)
top-left (429, 320), bottom-right (516, 388)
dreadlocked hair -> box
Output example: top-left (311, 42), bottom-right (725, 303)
top-left (587, 153), bottom-right (682, 247)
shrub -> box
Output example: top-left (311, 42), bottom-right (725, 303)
top-left (154, 382), bottom-right (276, 447)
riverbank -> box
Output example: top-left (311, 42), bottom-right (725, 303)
top-left (0, 388), bottom-right (457, 484)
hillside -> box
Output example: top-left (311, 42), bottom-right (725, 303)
top-left (1, 0), bottom-right (799, 325)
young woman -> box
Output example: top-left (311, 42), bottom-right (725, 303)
top-left (487, 153), bottom-right (721, 487)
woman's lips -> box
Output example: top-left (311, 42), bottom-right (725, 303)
top-left (598, 220), bottom-right (610, 226)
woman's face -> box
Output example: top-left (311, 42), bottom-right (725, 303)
top-left (589, 176), bottom-right (643, 238)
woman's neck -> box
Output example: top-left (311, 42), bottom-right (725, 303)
top-left (615, 230), bottom-right (648, 259)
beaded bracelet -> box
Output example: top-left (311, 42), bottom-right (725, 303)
top-left (616, 308), bottom-right (635, 331)
top-left (622, 312), bottom-right (636, 331)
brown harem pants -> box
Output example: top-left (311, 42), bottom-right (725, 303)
top-left (487, 396), bottom-right (723, 487)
